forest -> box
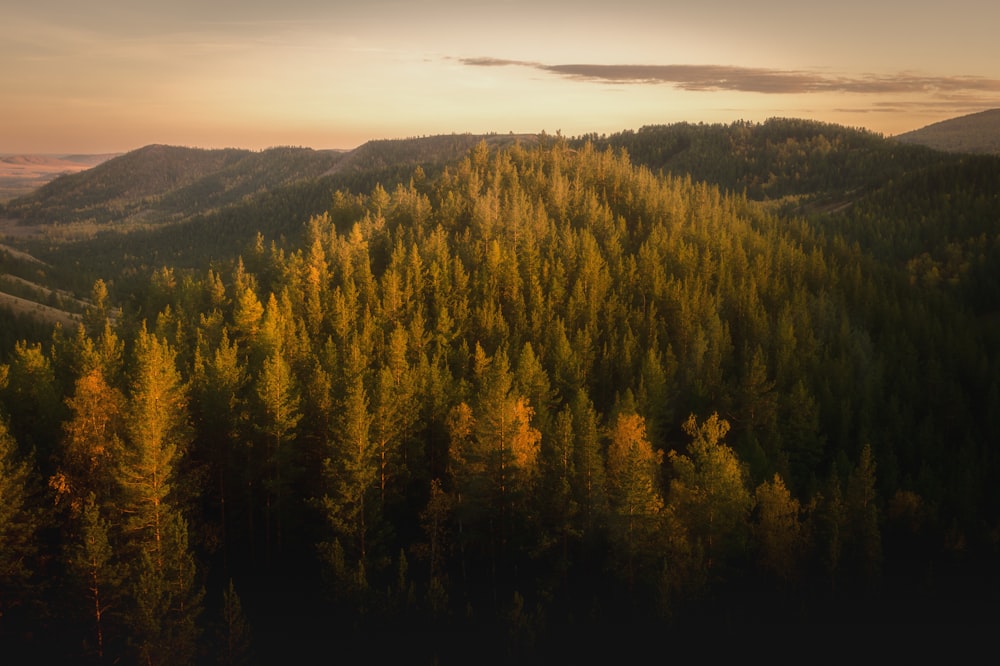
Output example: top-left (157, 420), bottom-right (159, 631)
top-left (1, 123), bottom-right (999, 663)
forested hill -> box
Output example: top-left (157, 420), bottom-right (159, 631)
top-left (2, 144), bottom-right (345, 226)
top-left (573, 118), bottom-right (959, 201)
top-left (894, 108), bottom-right (1000, 155)
top-left (1, 133), bottom-right (535, 231)
top-left (1, 134), bottom-right (999, 663)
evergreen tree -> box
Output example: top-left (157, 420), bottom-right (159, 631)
top-left (467, 345), bottom-right (541, 549)
top-left (605, 411), bottom-right (664, 589)
top-left (253, 351), bottom-right (302, 566)
top-left (215, 578), bottom-right (253, 666)
top-left (569, 388), bottom-right (608, 538)
top-left (119, 325), bottom-right (203, 665)
top-left (845, 443), bottom-right (882, 583)
top-left (318, 340), bottom-right (376, 595)
top-left (66, 493), bottom-right (125, 663)
top-left (0, 417), bottom-right (41, 645)
top-left (55, 365), bottom-right (126, 513)
top-left (0, 340), bottom-right (62, 459)
top-left (753, 474), bottom-right (806, 583)
top-left (668, 413), bottom-right (753, 574)
top-left (190, 327), bottom-right (248, 571)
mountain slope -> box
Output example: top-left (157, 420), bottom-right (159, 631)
top-left (893, 109), bottom-right (1000, 154)
top-left (3, 144), bottom-right (344, 226)
top-left (574, 117), bottom-right (954, 203)
top-left (0, 135), bottom-right (537, 230)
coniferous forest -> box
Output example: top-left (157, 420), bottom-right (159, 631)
top-left (1, 122), bottom-right (999, 663)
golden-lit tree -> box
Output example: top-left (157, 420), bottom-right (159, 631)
top-left (753, 473), bottom-right (806, 582)
top-left (606, 411), bottom-right (664, 588)
top-left (119, 326), bottom-right (203, 665)
top-left (254, 350), bottom-right (302, 565)
top-left (318, 339), bottom-right (376, 597)
top-left (55, 366), bottom-right (126, 513)
top-left (669, 412), bottom-right (753, 573)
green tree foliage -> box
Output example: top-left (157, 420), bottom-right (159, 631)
top-left (1, 131), bottom-right (999, 658)
top-left (569, 388), bottom-right (608, 538)
top-left (752, 474), bottom-right (806, 583)
top-left (0, 418), bottom-right (41, 641)
top-left (0, 340), bottom-right (63, 458)
top-left (669, 413), bottom-right (753, 574)
top-left (119, 325), bottom-right (203, 665)
top-left (450, 344), bottom-right (541, 562)
top-left (605, 412), bottom-right (665, 588)
top-left (318, 340), bottom-right (376, 596)
top-left (253, 351), bottom-right (302, 565)
top-left (54, 365), bottom-right (126, 513)
top-left (66, 493), bottom-right (125, 663)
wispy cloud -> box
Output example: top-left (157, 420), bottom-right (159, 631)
top-left (457, 57), bottom-right (1000, 96)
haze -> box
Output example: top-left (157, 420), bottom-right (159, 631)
top-left (4, 0), bottom-right (1000, 154)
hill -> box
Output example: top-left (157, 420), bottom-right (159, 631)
top-left (0, 133), bottom-right (542, 316)
top-left (327, 132), bottom-right (537, 177)
top-left (574, 118), bottom-right (955, 204)
top-left (0, 152), bottom-right (118, 201)
top-left (0, 134), bottom-right (535, 234)
top-left (893, 108), bottom-right (1000, 154)
top-left (1, 144), bottom-right (344, 230)
top-left (1, 130), bottom-right (999, 661)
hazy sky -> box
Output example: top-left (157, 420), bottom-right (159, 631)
top-left (4, 0), bottom-right (1000, 153)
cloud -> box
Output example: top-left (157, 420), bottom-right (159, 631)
top-left (457, 57), bottom-right (1000, 96)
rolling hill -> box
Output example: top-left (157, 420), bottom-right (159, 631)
top-left (0, 119), bottom-right (995, 328)
top-left (0, 152), bottom-right (119, 201)
top-left (893, 108), bottom-right (1000, 154)
top-left (1, 144), bottom-right (345, 228)
top-left (1, 118), bottom-right (1000, 661)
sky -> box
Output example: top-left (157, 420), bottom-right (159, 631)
top-left (3, 0), bottom-right (1000, 154)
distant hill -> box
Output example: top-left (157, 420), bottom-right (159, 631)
top-left (0, 152), bottom-right (119, 201)
top-left (1, 135), bottom-right (546, 230)
top-left (327, 133), bottom-right (532, 175)
top-left (574, 117), bottom-right (953, 204)
top-left (3, 144), bottom-right (344, 227)
top-left (892, 109), bottom-right (1000, 154)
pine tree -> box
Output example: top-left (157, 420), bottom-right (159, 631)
top-left (370, 324), bottom-right (418, 510)
top-left (753, 474), bottom-right (805, 583)
top-left (668, 412), bottom-right (753, 573)
top-left (253, 351), bottom-right (301, 566)
top-left (67, 493), bottom-right (124, 663)
top-left (0, 417), bottom-right (40, 644)
top-left (319, 340), bottom-right (376, 592)
top-left (845, 442), bottom-right (882, 583)
top-left (191, 327), bottom-right (248, 571)
top-left (56, 365), bottom-right (126, 513)
top-left (129, 512), bottom-right (203, 666)
top-left (1, 340), bottom-right (62, 458)
top-left (119, 326), bottom-right (203, 665)
top-left (605, 411), bottom-right (664, 588)
top-left (216, 578), bottom-right (252, 666)
top-left (468, 345), bottom-right (541, 547)
top-left (569, 388), bottom-right (608, 538)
